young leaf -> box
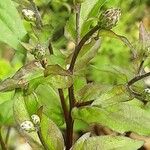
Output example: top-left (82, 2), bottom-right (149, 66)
top-left (40, 114), bottom-right (65, 150)
top-left (76, 135), bottom-right (143, 150)
top-left (0, 0), bottom-right (27, 50)
top-left (72, 101), bottom-right (150, 136)
top-left (74, 39), bottom-right (101, 72)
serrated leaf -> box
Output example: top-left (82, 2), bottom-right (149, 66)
top-left (72, 101), bottom-right (150, 136)
top-left (92, 85), bottom-right (132, 107)
top-left (40, 114), bottom-right (64, 150)
top-left (77, 135), bottom-right (143, 150)
top-left (0, 0), bottom-right (27, 50)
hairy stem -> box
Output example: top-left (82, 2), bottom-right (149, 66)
top-left (69, 25), bottom-right (100, 72)
top-left (0, 127), bottom-right (7, 150)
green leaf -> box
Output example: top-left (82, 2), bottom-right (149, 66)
top-left (40, 114), bottom-right (64, 150)
top-left (24, 93), bottom-right (39, 116)
top-left (92, 85), bottom-right (132, 107)
top-left (74, 39), bottom-right (101, 72)
top-left (99, 30), bottom-right (136, 55)
top-left (44, 65), bottom-right (71, 76)
top-left (0, 0), bottom-right (27, 50)
top-left (13, 91), bottom-right (43, 148)
top-left (0, 100), bottom-right (14, 125)
top-left (73, 135), bottom-right (143, 150)
top-left (72, 101), bottom-right (150, 136)
top-left (76, 83), bottom-right (108, 103)
top-left (0, 61), bottom-right (43, 92)
top-left (35, 84), bottom-right (64, 126)
top-left (46, 75), bottom-right (73, 89)
top-left (71, 132), bottom-right (91, 150)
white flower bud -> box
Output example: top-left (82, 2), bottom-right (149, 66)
top-left (20, 121), bottom-right (35, 132)
top-left (22, 9), bottom-right (36, 22)
top-left (144, 88), bottom-right (150, 94)
top-left (31, 114), bottom-right (40, 125)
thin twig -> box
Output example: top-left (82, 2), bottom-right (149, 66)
top-left (69, 25), bottom-right (100, 72)
top-left (128, 72), bottom-right (150, 86)
top-left (0, 127), bottom-right (7, 150)
top-left (75, 100), bottom-right (94, 108)
top-left (37, 129), bottom-right (49, 150)
top-left (28, 0), bottom-right (43, 29)
top-left (5, 127), bottom-right (11, 144)
top-left (48, 41), bottom-right (54, 55)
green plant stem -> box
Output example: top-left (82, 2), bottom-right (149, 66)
top-left (0, 127), bottom-right (7, 150)
top-left (69, 25), bottom-right (100, 72)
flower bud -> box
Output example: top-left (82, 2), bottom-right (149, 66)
top-left (144, 88), bottom-right (150, 94)
top-left (31, 114), bottom-right (40, 125)
top-left (99, 8), bottom-right (121, 30)
top-left (20, 121), bottom-right (35, 132)
top-left (22, 9), bottom-right (36, 22)
top-left (31, 44), bottom-right (46, 60)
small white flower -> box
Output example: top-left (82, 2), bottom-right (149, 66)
top-left (31, 114), bottom-right (40, 125)
top-left (144, 88), bottom-right (150, 94)
top-left (20, 121), bottom-right (35, 132)
top-left (22, 9), bottom-right (36, 22)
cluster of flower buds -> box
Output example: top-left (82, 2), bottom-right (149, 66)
top-left (99, 8), bottom-right (121, 30)
top-left (20, 114), bottom-right (40, 132)
top-left (22, 9), bottom-right (36, 22)
top-left (31, 44), bottom-right (46, 60)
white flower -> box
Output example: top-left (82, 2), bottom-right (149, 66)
top-left (31, 114), bottom-right (40, 125)
top-left (20, 121), bottom-right (35, 132)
